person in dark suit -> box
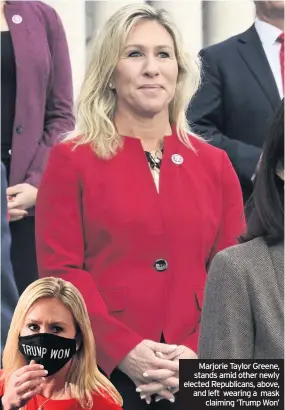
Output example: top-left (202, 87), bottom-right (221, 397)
top-left (198, 99), bottom-right (284, 359)
top-left (0, 1), bottom-right (74, 294)
top-left (1, 163), bottom-right (18, 355)
top-left (187, 1), bottom-right (284, 203)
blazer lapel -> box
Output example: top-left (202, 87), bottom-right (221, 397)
top-left (4, 1), bottom-right (30, 101)
top-left (237, 25), bottom-right (280, 110)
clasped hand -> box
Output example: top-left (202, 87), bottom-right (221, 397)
top-left (118, 340), bottom-right (197, 404)
top-left (7, 183), bottom-right (38, 221)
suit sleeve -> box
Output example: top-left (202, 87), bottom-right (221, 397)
top-left (1, 164), bottom-right (19, 354)
top-left (188, 48), bottom-right (262, 187)
top-left (35, 145), bottom-right (143, 376)
top-left (25, 9), bottom-right (74, 188)
top-left (198, 250), bottom-right (254, 358)
top-left (181, 152), bottom-right (246, 352)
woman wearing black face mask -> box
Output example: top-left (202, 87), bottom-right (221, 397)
top-left (0, 277), bottom-right (123, 410)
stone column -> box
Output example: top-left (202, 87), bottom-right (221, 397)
top-left (45, 0), bottom-right (86, 98)
top-left (90, 0), bottom-right (145, 36)
top-left (203, 0), bottom-right (255, 47)
top-left (151, 0), bottom-right (203, 56)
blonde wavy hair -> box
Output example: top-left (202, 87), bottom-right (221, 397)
top-left (2, 277), bottom-right (123, 408)
top-left (65, 3), bottom-right (202, 158)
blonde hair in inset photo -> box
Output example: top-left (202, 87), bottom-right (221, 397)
top-left (2, 277), bottom-right (123, 409)
top-left (64, 3), bottom-right (202, 158)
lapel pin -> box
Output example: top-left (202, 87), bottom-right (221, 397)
top-left (171, 154), bottom-right (184, 165)
top-left (12, 15), bottom-right (22, 24)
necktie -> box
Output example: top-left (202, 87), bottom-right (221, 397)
top-left (278, 32), bottom-right (284, 93)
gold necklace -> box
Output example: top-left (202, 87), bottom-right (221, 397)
top-left (37, 384), bottom-right (70, 409)
top-left (37, 397), bottom-right (51, 410)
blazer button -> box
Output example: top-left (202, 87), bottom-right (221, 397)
top-left (154, 259), bottom-right (168, 272)
top-left (16, 125), bottom-right (23, 134)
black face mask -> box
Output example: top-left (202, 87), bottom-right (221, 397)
top-left (18, 333), bottom-right (77, 376)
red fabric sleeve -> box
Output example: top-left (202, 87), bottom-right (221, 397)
top-left (209, 151), bottom-right (246, 255)
top-left (35, 144), bottom-right (143, 376)
top-left (182, 151), bottom-right (245, 351)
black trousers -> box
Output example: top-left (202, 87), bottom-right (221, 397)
top-left (110, 368), bottom-right (179, 410)
top-left (10, 216), bottom-right (39, 295)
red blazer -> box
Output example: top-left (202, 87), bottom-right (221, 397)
top-left (36, 130), bottom-right (245, 376)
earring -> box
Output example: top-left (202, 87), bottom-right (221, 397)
top-left (109, 82), bottom-right (114, 89)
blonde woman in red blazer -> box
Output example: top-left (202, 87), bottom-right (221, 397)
top-left (36, 4), bottom-right (245, 410)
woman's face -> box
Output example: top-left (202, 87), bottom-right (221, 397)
top-left (113, 20), bottom-right (179, 117)
top-left (20, 297), bottom-right (77, 339)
